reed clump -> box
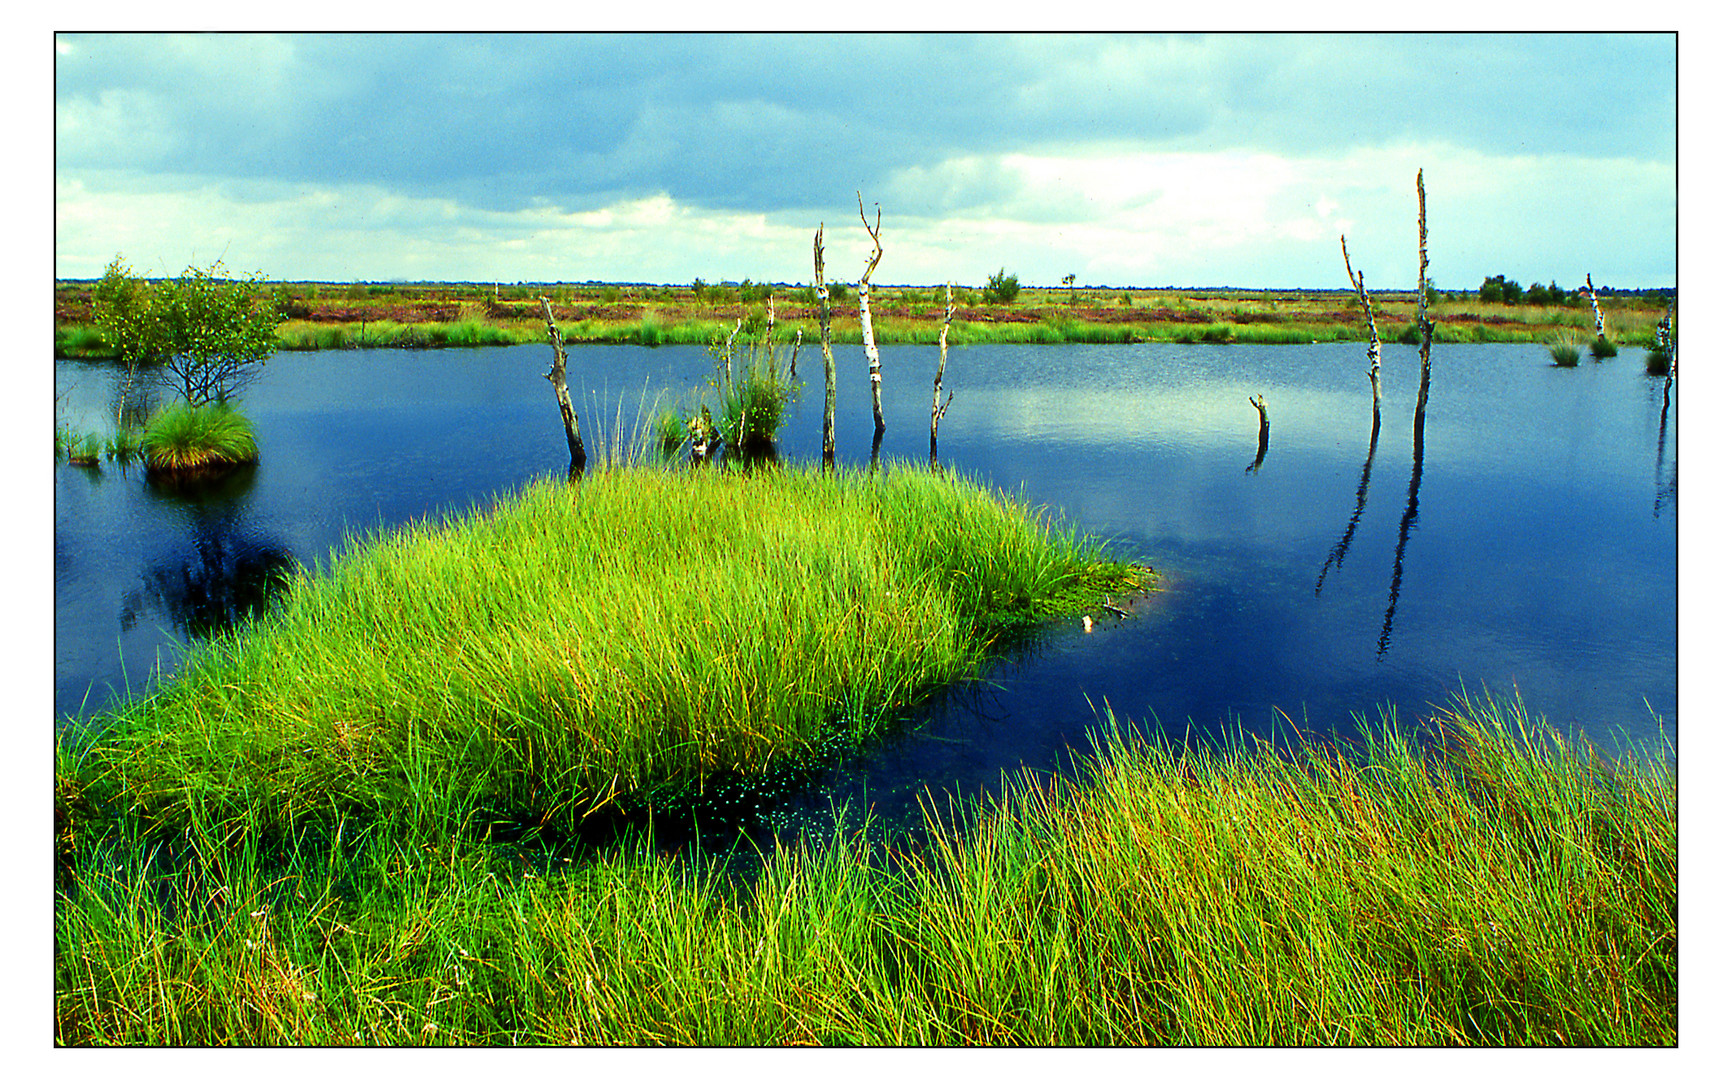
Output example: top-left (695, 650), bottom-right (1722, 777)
top-left (1548, 340), bottom-right (1582, 367)
top-left (141, 401), bottom-right (259, 473)
top-left (65, 463), bottom-right (1145, 844)
top-left (56, 694), bottom-right (1674, 1046)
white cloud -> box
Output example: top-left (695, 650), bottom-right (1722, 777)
top-left (56, 133), bottom-right (1675, 290)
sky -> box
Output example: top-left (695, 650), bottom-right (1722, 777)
top-left (54, 30), bottom-right (1677, 292)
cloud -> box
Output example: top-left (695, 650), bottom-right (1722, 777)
top-left (53, 32), bottom-right (1676, 286)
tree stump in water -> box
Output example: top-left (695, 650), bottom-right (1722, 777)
top-left (1246, 394), bottom-right (1270, 474)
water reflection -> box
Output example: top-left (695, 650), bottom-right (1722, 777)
top-left (1654, 371), bottom-right (1676, 518)
top-left (1314, 410), bottom-right (1381, 595)
top-left (119, 466), bottom-right (298, 640)
top-left (1378, 401), bottom-right (1427, 659)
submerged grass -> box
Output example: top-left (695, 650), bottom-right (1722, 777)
top-left (56, 694), bottom-right (1674, 1046)
top-left (65, 463), bottom-right (1145, 845)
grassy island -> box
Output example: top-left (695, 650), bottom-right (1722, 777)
top-left (58, 461), bottom-right (1145, 844)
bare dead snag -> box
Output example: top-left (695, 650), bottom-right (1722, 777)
top-left (722, 317), bottom-right (742, 390)
top-left (930, 283), bottom-right (955, 467)
top-left (814, 224), bottom-right (836, 469)
top-left (789, 327), bottom-right (802, 380)
top-left (1246, 394), bottom-right (1270, 474)
top-left (1584, 273), bottom-right (1606, 341)
top-left (1341, 234), bottom-right (1383, 416)
top-left (1413, 169), bottom-right (1434, 443)
top-left (858, 191), bottom-right (886, 437)
top-left (539, 296), bottom-right (586, 473)
top-left (1383, 170), bottom-right (1435, 656)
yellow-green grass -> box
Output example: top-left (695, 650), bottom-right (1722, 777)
top-left (55, 694), bottom-right (1674, 1046)
top-left (63, 463), bottom-right (1146, 845)
top-left (141, 402), bottom-right (259, 473)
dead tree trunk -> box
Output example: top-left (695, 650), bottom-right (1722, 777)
top-left (1584, 273), bottom-right (1606, 341)
top-left (1341, 234), bottom-right (1383, 418)
top-left (858, 192), bottom-right (886, 437)
top-left (788, 327), bottom-right (802, 380)
top-left (539, 297), bottom-right (586, 474)
top-left (930, 283), bottom-right (955, 468)
top-left (1383, 168), bottom-right (1435, 655)
top-left (1246, 394), bottom-right (1270, 474)
top-left (722, 317), bottom-right (742, 390)
top-left (815, 225), bottom-right (836, 470)
top-left (1413, 169), bottom-right (1434, 444)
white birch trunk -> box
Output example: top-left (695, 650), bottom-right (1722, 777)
top-left (814, 225), bottom-right (836, 466)
top-left (930, 283), bottom-right (955, 464)
top-left (1341, 234), bottom-right (1383, 411)
top-left (1413, 170), bottom-right (1434, 439)
top-left (859, 193), bottom-right (885, 437)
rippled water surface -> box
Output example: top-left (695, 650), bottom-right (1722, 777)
top-left (54, 341), bottom-right (1678, 834)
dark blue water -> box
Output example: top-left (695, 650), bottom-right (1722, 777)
top-left (54, 341), bottom-right (1677, 834)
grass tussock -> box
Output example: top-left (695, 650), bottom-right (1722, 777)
top-left (55, 694), bottom-right (1674, 1046)
top-left (141, 402), bottom-right (259, 473)
top-left (65, 463), bottom-right (1144, 845)
top-left (1548, 340), bottom-right (1582, 368)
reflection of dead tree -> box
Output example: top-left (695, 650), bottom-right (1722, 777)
top-left (1315, 418), bottom-right (1381, 595)
top-left (814, 225), bottom-right (836, 469)
top-left (858, 192), bottom-right (886, 438)
top-left (1341, 234), bottom-right (1382, 419)
top-left (1378, 431), bottom-right (1424, 659)
top-left (1653, 300), bottom-right (1676, 516)
top-left (930, 283), bottom-right (955, 468)
top-left (539, 297), bottom-right (586, 474)
top-left (1245, 394), bottom-right (1270, 474)
top-left (1655, 365), bottom-right (1676, 518)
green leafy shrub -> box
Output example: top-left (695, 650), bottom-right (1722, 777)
top-left (985, 268), bottom-right (1021, 304)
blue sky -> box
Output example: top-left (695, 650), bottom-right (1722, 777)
top-left (54, 30), bottom-right (1678, 290)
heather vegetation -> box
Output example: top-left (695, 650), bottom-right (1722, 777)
top-left (55, 278), bottom-right (1676, 354)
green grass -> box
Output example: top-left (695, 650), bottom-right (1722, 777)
top-left (63, 463), bottom-right (1145, 847)
top-left (58, 428), bottom-right (104, 463)
top-left (1590, 336), bottom-right (1620, 359)
top-left (276, 320), bottom-right (542, 350)
top-left (141, 401), bottom-right (260, 472)
top-left (56, 693), bottom-right (1674, 1045)
top-left (1548, 341), bottom-right (1582, 367)
top-left (55, 324), bottom-right (115, 357)
top-left (711, 340), bottom-right (799, 454)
